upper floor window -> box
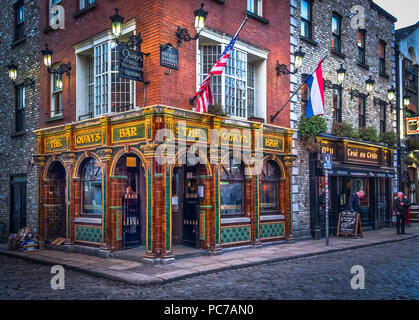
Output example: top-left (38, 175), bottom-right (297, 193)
top-left (49, 0), bottom-right (61, 27)
top-left (198, 41), bottom-right (265, 119)
top-left (379, 40), bottom-right (386, 75)
top-left (247, 0), bottom-right (263, 17)
top-left (300, 0), bottom-right (312, 39)
top-left (80, 0), bottom-right (95, 10)
top-left (50, 67), bottom-right (63, 117)
top-left (332, 87), bottom-right (342, 124)
top-left (358, 30), bottom-right (366, 65)
top-left (15, 85), bottom-right (25, 132)
top-left (331, 14), bottom-right (341, 53)
top-left (14, 0), bottom-right (24, 41)
top-left (358, 96), bottom-right (366, 128)
top-left (301, 74), bottom-right (310, 116)
top-left (380, 104), bottom-right (386, 134)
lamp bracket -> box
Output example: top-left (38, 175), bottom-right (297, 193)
top-left (176, 26), bottom-right (200, 45)
top-left (349, 88), bottom-right (367, 100)
top-left (116, 32), bottom-right (146, 52)
top-left (48, 62), bottom-right (71, 76)
top-left (12, 78), bottom-right (35, 89)
top-left (275, 61), bottom-right (297, 76)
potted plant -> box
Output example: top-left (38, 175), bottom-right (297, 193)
top-left (298, 115), bottom-right (327, 151)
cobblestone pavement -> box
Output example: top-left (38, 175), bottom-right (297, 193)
top-left (1, 238), bottom-right (418, 300)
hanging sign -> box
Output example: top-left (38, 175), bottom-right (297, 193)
top-left (323, 152), bottom-right (333, 169)
top-left (160, 43), bottom-right (179, 70)
top-left (407, 117), bottom-right (419, 135)
top-left (119, 46), bottom-right (144, 82)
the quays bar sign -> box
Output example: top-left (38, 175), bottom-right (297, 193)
top-left (45, 136), bottom-right (67, 153)
top-left (112, 122), bottom-right (145, 143)
top-left (173, 123), bottom-right (209, 142)
top-left (262, 135), bottom-right (284, 152)
top-left (75, 130), bottom-right (103, 149)
top-left (119, 46), bottom-right (144, 82)
top-left (345, 144), bottom-right (379, 165)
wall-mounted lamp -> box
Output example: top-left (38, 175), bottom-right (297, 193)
top-left (336, 64), bottom-right (346, 85)
top-left (276, 46), bottom-right (305, 76)
top-left (176, 3), bottom-right (208, 45)
top-left (7, 60), bottom-right (35, 88)
top-left (349, 88), bottom-right (363, 100)
top-left (365, 75), bottom-right (375, 94)
top-left (41, 44), bottom-right (71, 76)
top-left (387, 86), bottom-right (396, 103)
top-left (403, 94), bottom-right (411, 107)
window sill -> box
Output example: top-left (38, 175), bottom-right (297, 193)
top-left (331, 50), bottom-right (346, 59)
top-left (43, 26), bottom-right (54, 34)
top-left (246, 11), bottom-right (269, 24)
top-left (221, 217), bottom-right (251, 224)
top-left (11, 37), bottom-right (26, 48)
top-left (379, 72), bottom-right (390, 79)
top-left (300, 36), bottom-right (318, 46)
top-left (260, 214), bottom-right (285, 221)
top-left (212, 0), bottom-right (225, 3)
top-left (75, 217), bottom-right (102, 225)
top-left (45, 114), bottom-right (64, 123)
top-left (73, 3), bottom-right (97, 18)
top-left (11, 130), bottom-right (26, 138)
top-left (357, 62), bottom-right (370, 70)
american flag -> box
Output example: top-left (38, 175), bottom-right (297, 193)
top-left (194, 17), bottom-right (248, 113)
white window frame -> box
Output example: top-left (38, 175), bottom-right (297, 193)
top-left (80, 0), bottom-right (94, 10)
top-left (247, 0), bottom-right (263, 16)
top-left (197, 30), bottom-right (267, 120)
top-left (50, 67), bottom-right (63, 117)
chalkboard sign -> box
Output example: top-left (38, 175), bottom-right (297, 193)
top-left (160, 43), bottom-right (179, 70)
top-left (337, 211), bottom-right (363, 237)
top-left (119, 46), bottom-right (144, 82)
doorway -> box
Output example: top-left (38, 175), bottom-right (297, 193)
top-left (10, 176), bottom-right (27, 234)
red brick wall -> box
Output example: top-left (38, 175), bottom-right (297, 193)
top-left (40, 0), bottom-right (290, 128)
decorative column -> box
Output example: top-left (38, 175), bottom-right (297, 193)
top-left (283, 156), bottom-right (296, 242)
top-left (33, 155), bottom-right (46, 240)
top-left (62, 153), bottom-right (75, 245)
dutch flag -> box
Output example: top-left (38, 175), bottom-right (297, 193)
top-left (305, 61), bottom-right (325, 118)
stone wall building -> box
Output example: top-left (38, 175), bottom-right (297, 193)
top-left (285, 0), bottom-right (398, 239)
top-left (0, 0), bottom-right (40, 242)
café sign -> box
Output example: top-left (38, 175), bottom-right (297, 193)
top-left (345, 144), bottom-right (379, 165)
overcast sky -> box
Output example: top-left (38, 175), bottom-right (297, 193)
top-left (374, 0), bottom-right (419, 29)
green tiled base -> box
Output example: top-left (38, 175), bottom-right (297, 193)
top-left (221, 226), bottom-right (250, 244)
top-left (75, 226), bottom-right (102, 243)
top-left (260, 222), bottom-right (284, 239)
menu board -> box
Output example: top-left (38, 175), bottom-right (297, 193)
top-left (337, 211), bottom-right (363, 237)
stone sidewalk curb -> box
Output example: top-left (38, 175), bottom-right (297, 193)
top-left (1, 233), bottom-right (418, 286)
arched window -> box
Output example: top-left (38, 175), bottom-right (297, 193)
top-left (220, 156), bottom-right (244, 216)
top-left (260, 160), bottom-right (280, 214)
top-left (81, 157), bottom-right (102, 215)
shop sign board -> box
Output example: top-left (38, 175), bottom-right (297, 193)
top-left (322, 152), bottom-right (332, 169)
top-left (118, 46), bottom-right (144, 82)
top-left (337, 211), bottom-right (363, 237)
top-left (406, 117), bottom-right (419, 135)
top-left (262, 135), bottom-right (284, 152)
top-left (173, 123), bottom-right (209, 143)
top-left (112, 122), bottom-right (145, 143)
top-left (74, 130), bottom-right (103, 149)
top-left (219, 128), bottom-right (251, 148)
top-left (44, 136), bottom-right (67, 153)
top-left (345, 144), bottom-right (379, 165)
top-left (160, 43), bottom-right (179, 70)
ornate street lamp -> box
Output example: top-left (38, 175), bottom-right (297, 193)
top-left (41, 44), bottom-right (71, 76)
top-left (276, 46), bottom-right (305, 76)
top-left (7, 60), bottom-right (18, 81)
top-left (404, 94), bottom-right (411, 107)
top-left (176, 3), bottom-right (208, 44)
top-left (365, 75), bottom-right (375, 94)
top-left (336, 64), bottom-right (346, 85)
top-left (387, 86), bottom-right (396, 103)
top-left (110, 8), bottom-right (123, 38)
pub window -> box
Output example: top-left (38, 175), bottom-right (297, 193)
top-left (379, 40), bottom-right (386, 75)
top-left (14, 0), bottom-right (24, 41)
top-left (50, 66), bottom-right (63, 118)
top-left (332, 87), bottom-right (342, 124)
top-left (380, 104), bottom-right (386, 134)
top-left (199, 42), bottom-right (264, 119)
top-left (220, 156), bottom-right (244, 217)
top-left (247, 0), bottom-right (263, 17)
top-left (80, 0), bottom-right (95, 10)
top-left (81, 157), bottom-right (102, 216)
top-left (358, 96), bottom-right (366, 128)
top-left (358, 30), bottom-right (366, 65)
top-left (300, 0), bottom-right (312, 39)
top-left (331, 14), bottom-right (341, 53)
top-left (260, 160), bottom-right (281, 214)
top-left (15, 85), bottom-right (25, 132)
top-left (301, 74), bottom-right (310, 116)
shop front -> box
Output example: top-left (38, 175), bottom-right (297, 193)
top-left (33, 106), bottom-right (295, 261)
top-left (309, 135), bottom-right (395, 239)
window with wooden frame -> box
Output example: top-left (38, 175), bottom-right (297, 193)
top-left (358, 96), bottom-right (366, 128)
top-left (380, 103), bottom-right (386, 134)
top-left (300, 0), bottom-right (313, 39)
top-left (79, 0), bottom-right (95, 10)
top-left (50, 67), bottom-right (63, 117)
top-left (333, 86), bottom-right (342, 124)
top-left (301, 74), bottom-right (310, 116)
top-left (220, 156), bottom-right (244, 217)
top-left (357, 29), bottom-right (366, 65)
top-left (14, 0), bottom-right (24, 41)
top-left (260, 160), bottom-right (281, 214)
top-left (15, 84), bottom-right (25, 132)
top-left (331, 13), bottom-right (342, 53)
top-left (379, 40), bottom-right (386, 75)
top-left (81, 157), bottom-right (102, 216)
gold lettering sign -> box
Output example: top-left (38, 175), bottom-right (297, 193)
top-left (263, 136), bottom-right (284, 152)
top-left (112, 122), bottom-right (145, 143)
top-left (220, 130), bottom-right (251, 147)
top-left (346, 144), bottom-right (379, 165)
top-left (320, 144), bottom-right (335, 156)
top-left (173, 124), bottom-right (208, 142)
top-left (45, 136), bottom-right (67, 153)
top-left (75, 131), bottom-right (102, 149)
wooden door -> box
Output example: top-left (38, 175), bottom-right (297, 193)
top-left (10, 176), bottom-right (27, 234)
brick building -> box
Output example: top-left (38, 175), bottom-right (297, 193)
top-left (0, 0), bottom-right (40, 242)
top-left (34, 0), bottom-right (295, 262)
top-left (286, 0), bottom-right (397, 239)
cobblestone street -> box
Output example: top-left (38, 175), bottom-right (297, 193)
top-left (1, 237), bottom-right (418, 300)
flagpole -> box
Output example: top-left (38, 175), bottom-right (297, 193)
top-left (270, 55), bottom-right (328, 123)
top-left (190, 15), bottom-right (249, 106)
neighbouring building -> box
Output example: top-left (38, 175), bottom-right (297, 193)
top-left (34, 0), bottom-right (295, 262)
top-left (0, 0), bottom-right (40, 242)
top-left (396, 21), bottom-right (419, 224)
top-left (286, 0), bottom-right (397, 239)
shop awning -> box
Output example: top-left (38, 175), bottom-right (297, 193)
top-left (322, 166), bottom-right (395, 178)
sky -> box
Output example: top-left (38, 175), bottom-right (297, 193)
top-left (374, 0), bottom-right (419, 29)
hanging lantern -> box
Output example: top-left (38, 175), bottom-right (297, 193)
top-left (110, 8), bottom-right (124, 38)
top-left (41, 44), bottom-right (53, 68)
top-left (7, 60), bottom-right (18, 81)
top-left (365, 75), bottom-right (375, 94)
top-left (294, 46), bottom-right (305, 70)
top-left (194, 3), bottom-right (208, 34)
top-left (336, 64), bottom-right (346, 85)
top-left (387, 86), bottom-right (396, 103)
